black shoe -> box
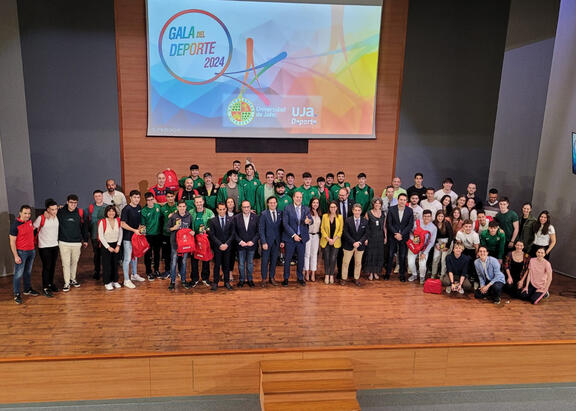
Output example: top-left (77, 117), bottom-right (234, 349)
top-left (23, 288), bottom-right (40, 296)
top-left (247, 280), bottom-right (255, 288)
top-left (399, 276), bottom-right (406, 282)
top-left (92, 272), bottom-right (100, 280)
top-left (14, 294), bottom-right (22, 304)
top-left (225, 282), bottom-right (233, 290)
top-left (159, 271), bottom-right (170, 280)
top-left (168, 282), bottom-right (175, 291)
top-left (49, 284), bottom-right (59, 292)
top-left (297, 280), bottom-right (306, 286)
top-left (383, 274), bottom-right (390, 280)
top-left (237, 281), bottom-right (245, 288)
top-left (211, 284), bottom-right (218, 291)
top-left (282, 279), bottom-right (289, 287)
top-left (191, 281), bottom-right (199, 288)
top-left (182, 281), bottom-right (191, 290)
top-left (354, 280), bottom-right (361, 287)
top-left (70, 279), bottom-right (80, 288)
top-left (42, 288), bottom-right (54, 298)
top-left (493, 297), bottom-right (501, 305)
top-left (147, 273), bottom-right (156, 282)
top-left (154, 270), bottom-right (160, 277)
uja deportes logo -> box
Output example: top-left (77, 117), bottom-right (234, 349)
top-left (227, 97), bottom-right (255, 126)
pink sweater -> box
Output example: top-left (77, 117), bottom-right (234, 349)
top-left (529, 258), bottom-right (552, 291)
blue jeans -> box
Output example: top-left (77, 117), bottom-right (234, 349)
top-left (14, 249), bottom-right (35, 295)
top-left (170, 247), bottom-right (188, 283)
top-left (122, 240), bottom-right (138, 281)
top-left (238, 248), bottom-right (255, 282)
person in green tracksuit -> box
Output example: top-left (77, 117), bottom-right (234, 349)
top-left (178, 164), bottom-right (205, 190)
top-left (239, 164), bottom-right (261, 210)
top-left (480, 221), bottom-right (507, 262)
top-left (315, 176), bottom-right (331, 214)
top-left (285, 173), bottom-right (297, 198)
top-left (256, 171), bottom-right (276, 214)
top-left (221, 160), bottom-right (260, 184)
top-left (274, 182), bottom-right (293, 212)
top-left (141, 192), bottom-right (163, 279)
top-left (217, 170), bottom-right (245, 212)
top-left (351, 173), bottom-right (374, 215)
top-left (160, 191), bottom-right (178, 278)
top-left (295, 172), bottom-right (320, 208)
top-left (189, 196), bottom-right (215, 286)
top-left (329, 171), bottom-right (351, 201)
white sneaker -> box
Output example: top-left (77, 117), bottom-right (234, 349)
top-left (113, 282), bottom-right (121, 289)
top-left (408, 274), bottom-right (417, 282)
top-left (202, 280), bottom-right (210, 288)
top-left (458, 287), bottom-right (465, 295)
top-left (124, 280), bottom-right (136, 289)
top-left (419, 277), bottom-right (426, 285)
top-left (131, 274), bottom-right (146, 282)
top-left (446, 286), bottom-right (452, 294)
top-left (104, 283), bottom-right (114, 291)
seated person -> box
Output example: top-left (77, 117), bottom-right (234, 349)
top-left (474, 246), bottom-right (506, 304)
top-left (442, 241), bottom-right (473, 294)
top-left (518, 247), bottom-right (553, 304)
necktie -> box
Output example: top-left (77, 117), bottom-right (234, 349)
top-left (355, 219), bottom-right (359, 231)
top-left (220, 217), bottom-right (225, 229)
top-left (296, 207), bottom-right (301, 235)
top-left (272, 211), bottom-right (276, 223)
top-left (341, 202), bottom-right (345, 216)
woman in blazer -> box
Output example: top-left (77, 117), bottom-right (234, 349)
top-left (320, 201), bottom-right (344, 284)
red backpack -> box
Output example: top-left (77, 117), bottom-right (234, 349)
top-left (194, 232), bottom-right (213, 261)
top-left (176, 228), bottom-right (196, 255)
top-left (34, 214), bottom-right (47, 246)
top-left (97, 218), bottom-right (121, 246)
top-left (406, 220), bottom-right (432, 254)
top-left (131, 233), bottom-right (150, 258)
top-left (423, 278), bottom-right (442, 294)
top-left (163, 169), bottom-right (179, 191)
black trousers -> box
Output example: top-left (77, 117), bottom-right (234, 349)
top-left (387, 238), bottom-right (407, 278)
top-left (213, 246), bottom-right (231, 284)
top-left (323, 245), bottom-right (338, 276)
top-left (462, 248), bottom-right (479, 283)
top-left (102, 242), bottom-right (120, 284)
top-left (162, 235), bottom-right (171, 272)
top-left (91, 239), bottom-right (102, 275)
top-left (144, 234), bottom-right (162, 274)
top-left (39, 246), bottom-right (59, 289)
top-left (474, 281), bottom-right (504, 301)
top-left (191, 257), bottom-right (210, 283)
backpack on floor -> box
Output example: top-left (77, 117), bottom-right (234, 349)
top-left (423, 279), bottom-right (442, 294)
top-left (176, 228), bottom-right (196, 256)
top-left (131, 233), bottom-right (150, 258)
top-left (194, 232), bottom-right (213, 261)
top-left (163, 169), bottom-right (179, 191)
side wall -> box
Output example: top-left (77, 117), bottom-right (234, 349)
top-left (532, 0), bottom-right (576, 277)
top-left (115, 0), bottom-right (410, 195)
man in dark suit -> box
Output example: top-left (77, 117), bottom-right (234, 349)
top-left (259, 196), bottom-right (283, 287)
top-left (208, 202), bottom-right (234, 291)
top-left (341, 204), bottom-right (369, 286)
top-left (386, 193), bottom-right (414, 282)
top-left (336, 187), bottom-right (355, 279)
top-left (282, 191), bottom-right (311, 286)
top-left (233, 200), bottom-right (259, 287)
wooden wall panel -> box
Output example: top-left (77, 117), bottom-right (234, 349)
top-left (114, 0), bottom-right (409, 194)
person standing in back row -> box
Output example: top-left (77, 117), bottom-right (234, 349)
top-left (57, 194), bottom-right (89, 292)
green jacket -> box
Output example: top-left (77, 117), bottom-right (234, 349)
top-left (329, 182), bottom-right (350, 201)
top-left (190, 208), bottom-right (215, 233)
top-left (519, 215), bottom-right (537, 252)
top-left (216, 184), bottom-right (246, 211)
top-left (275, 193), bottom-right (293, 212)
top-left (351, 184), bottom-right (374, 215)
top-left (240, 177), bottom-right (261, 209)
top-left (255, 184), bottom-right (276, 214)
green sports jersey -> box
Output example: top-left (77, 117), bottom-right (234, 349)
top-left (161, 203), bottom-right (178, 236)
top-left (351, 185), bottom-right (374, 215)
top-left (275, 194), bottom-right (293, 212)
top-left (190, 208), bottom-right (214, 233)
top-left (315, 187), bottom-right (331, 214)
top-left (141, 204), bottom-right (162, 235)
top-left (329, 182), bottom-right (351, 201)
top-left (222, 170), bottom-right (260, 184)
top-left (255, 184), bottom-right (276, 214)
top-left (296, 185), bottom-right (320, 208)
top-left (86, 204), bottom-right (107, 239)
top-left (480, 229), bottom-right (506, 260)
top-left (285, 185), bottom-right (297, 198)
top-left (178, 176), bottom-right (205, 190)
top-left (240, 177), bottom-right (261, 208)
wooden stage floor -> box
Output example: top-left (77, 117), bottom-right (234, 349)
top-left (2, 251), bottom-right (576, 360)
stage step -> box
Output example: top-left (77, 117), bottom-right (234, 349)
top-left (260, 358), bottom-right (359, 410)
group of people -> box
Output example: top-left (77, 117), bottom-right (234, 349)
top-left (9, 162), bottom-right (556, 306)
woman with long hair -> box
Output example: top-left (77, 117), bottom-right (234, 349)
top-left (450, 207), bottom-right (464, 234)
top-left (364, 197), bottom-right (387, 280)
top-left (462, 197), bottom-right (477, 222)
top-left (519, 247), bottom-right (553, 304)
top-left (320, 201), bottom-right (343, 284)
top-left (529, 211), bottom-right (556, 259)
top-left (431, 210), bottom-right (454, 278)
top-left (503, 240), bottom-right (530, 297)
top-left (440, 195), bottom-right (453, 219)
top-left (304, 197), bottom-right (322, 282)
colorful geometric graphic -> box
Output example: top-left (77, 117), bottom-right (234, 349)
top-left (146, 0), bottom-right (382, 138)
